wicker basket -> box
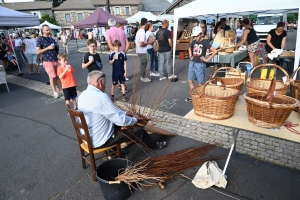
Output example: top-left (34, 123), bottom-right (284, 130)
top-left (244, 78), bottom-right (300, 128)
top-left (246, 64), bottom-right (290, 95)
top-left (191, 78), bottom-right (240, 120)
top-left (290, 67), bottom-right (300, 113)
top-left (210, 67), bottom-right (244, 91)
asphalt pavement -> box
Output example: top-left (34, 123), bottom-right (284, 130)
top-left (0, 31), bottom-right (299, 200)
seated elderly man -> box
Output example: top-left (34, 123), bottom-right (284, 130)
top-left (78, 70), bottom-right (167, 149)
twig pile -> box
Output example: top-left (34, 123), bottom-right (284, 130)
top-left (115, 144), bottom-right (223, 191)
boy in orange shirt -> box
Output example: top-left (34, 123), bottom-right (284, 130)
top-left (57, 54), bottom-right (77, 110)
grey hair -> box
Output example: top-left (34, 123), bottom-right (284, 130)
top-left (108, 18), bottom-right (117, 27)
top-left (87, 70), bottom-right (104, 84)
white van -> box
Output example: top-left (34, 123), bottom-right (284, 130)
top-left (255, 13), bottom-right (287, 41)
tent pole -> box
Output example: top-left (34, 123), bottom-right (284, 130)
top-left (8, 29), bottom-right (23, 76)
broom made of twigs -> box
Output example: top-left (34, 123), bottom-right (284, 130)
top-left (116, 57), bottom-right (187, 126)
top-left (113, 144), bottom-right (223, 191)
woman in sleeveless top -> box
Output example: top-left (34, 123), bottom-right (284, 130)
top-left (236, 18), bottom-right (261, 67)
top-left (212, 22), bottom-right (224, 48)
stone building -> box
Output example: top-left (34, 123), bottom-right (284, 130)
top-left (52, 0), bottom-right (95, 28)
top-left (0, 1), bottom-right (53, 19)
top-left (91, 0), bottom-right (140, 18)
top-left (139, 0), bottom-right (171, 15)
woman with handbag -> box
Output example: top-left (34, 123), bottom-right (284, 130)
top-left (145, 23), bottom-right (159, 77)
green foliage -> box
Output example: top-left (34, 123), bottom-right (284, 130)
top-left (53, 0), bottom-right (60, 7)
top-left (40, 14), bottom-right (59, 26)
top-left (249, 15), bottom-right (257, 21)
top-left (287, 13), bottom-right (298, 21)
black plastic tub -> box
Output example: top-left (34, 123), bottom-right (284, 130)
top-left (96, 158), bottom-right (134, 200)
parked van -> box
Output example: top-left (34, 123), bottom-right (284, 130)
top-left (255, 13), bottom-right (287, 41)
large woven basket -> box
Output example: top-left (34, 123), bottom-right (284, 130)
top-left (290, 67), bottom-right (300, 113)
top-left (210, 67), bottom-right (244, 91)
top-left (246, 64), bottom-right (290, 95)
top-left (191, 78), bottom-right (240, 120)
top-left (244, 78), bottom-right (300, 128)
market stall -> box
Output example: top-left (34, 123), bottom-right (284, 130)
top-left (172, 0), bottom-right (300, 75)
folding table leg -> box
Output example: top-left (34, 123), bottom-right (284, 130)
top-left (5, 82), bottom-right (10, 92)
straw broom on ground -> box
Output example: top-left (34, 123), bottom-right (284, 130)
top-left (114, 144), bottom-right (224, 191)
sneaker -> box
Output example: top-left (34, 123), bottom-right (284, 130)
top-left (122, 96), bottom-right (127, 102)
top-left (125, 77), bottom-right (129, 81)
top-left (54, 92), bottom-right (59, 98)
top-left (150, 72), bottom-right (156, 77)
top-left (58, 91), bottom-right (63, 97)
top-left (185, 97), bottom-right (192, 102)
top-left (39, 63), bottom-right (43, 66)
top-left (37, 71), bottom-right (40, 74)
top-left (29, 72), bottom-right (33, 75)
top-left (168, 74), bottom-right (177, 79)
top-left (155, 73), bottom-right (160, 77)
top-left (141, 77), bottom-right (151, 82)
top-left (159, 77), bottom-right (167, 81)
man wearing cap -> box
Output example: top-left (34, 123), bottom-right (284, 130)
top-left (220, 18), bottom-right (231, 31)
top-left (185, 26), bottom-right (217, 102)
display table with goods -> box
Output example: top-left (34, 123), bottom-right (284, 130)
top-left (205, 49), bottom-right (248, 67)
top-left (175, 30), bottom-right (192, 54)
top-left (186, 65), bottom-right (300, 167)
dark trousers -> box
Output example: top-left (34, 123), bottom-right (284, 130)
top-left (100, 126), bottom-right (156, 149)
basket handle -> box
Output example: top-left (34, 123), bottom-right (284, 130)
top-left (246, 64), bottom-right (290, 85)
top-left (290, 66), bottom-right (300, 82)
top-left (266, 78), bottom-right (277, 107)
top-left (212, 66), bottom-right (241, 78)
top-left (206, 77), bottom-right (226, 90)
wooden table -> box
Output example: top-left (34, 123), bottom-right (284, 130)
top-left (175, 42), bottom-right (190, 51)
top-left (184, 96), bottom-right (300, 173)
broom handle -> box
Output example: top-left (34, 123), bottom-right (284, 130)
top-left (109, 181), bottom-right (121, 184)
top-left (222, 144), bottom-right (234, 176)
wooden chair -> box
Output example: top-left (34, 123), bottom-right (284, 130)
top-left (65, 104), bottom-right (121, 181)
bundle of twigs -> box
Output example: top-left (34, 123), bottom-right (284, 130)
top-left (115, 57), bottom-right (186, 126)
top-left (115, 144), bottom-right (223, 191)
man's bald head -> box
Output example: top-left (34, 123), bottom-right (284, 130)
top-left (162, 20), bottom-right (169, 28)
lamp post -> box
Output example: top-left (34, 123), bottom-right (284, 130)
top-left (106, 0), bottom-right (111, 13)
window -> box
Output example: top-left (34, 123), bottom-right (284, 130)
top-left (65, 14), bottom-right (71, 22)
top-left (77, 13), bottom-right (83, 21)
top-left (115, 7), bottom-right (120, 15)
top-left (125, 7), bottom-right (129, 15)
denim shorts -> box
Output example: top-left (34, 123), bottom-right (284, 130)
top-left (188, 61), bottom-right (206, 84)
top-left (27, 53), bottom-right (37, 64)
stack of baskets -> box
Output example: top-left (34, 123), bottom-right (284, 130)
top-left (246, 64), bottom-right (290, 95)
top-left (210, 67), bottom-right (244, 91)
top-left (191, 78), bottom-right (240, 120)
top-left (290, 67), bottom-right (300, 113)
top-left (244, 64), bottom-right (300, 128)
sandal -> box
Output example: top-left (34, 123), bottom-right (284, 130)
top-left (154, 141), bottom-right (168, 150)
top-left (185, 97), bottom-right (192, 102)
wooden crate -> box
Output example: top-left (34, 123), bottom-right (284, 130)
top-left (225, 69), bottom-right (246, 83)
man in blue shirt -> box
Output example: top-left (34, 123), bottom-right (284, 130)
top-left (36, 24), bottom-right (62, 98)
top-left (78, 70), bottom-right (168, 150)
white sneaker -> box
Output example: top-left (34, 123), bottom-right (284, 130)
top-left (54, 92), bottom-right (59, 98)
top-left (141, 77), bottom-right (151, 82)
top-left (159, 77), bottom-right (167, 81)
top-left (125, 77), bottom-right (129, 81)
top-left (39, 63), bottom-right (43, 66)
top-left (150, 72), bottom-right (156, 77)
top-left (155, 73), bottom-right (160, 77)
top-left (168, 74), bottom-right (177, 79)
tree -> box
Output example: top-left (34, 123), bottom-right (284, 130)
top-left (40, 14), bottom-right (59, 25)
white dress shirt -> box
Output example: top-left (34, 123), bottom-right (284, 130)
top-left (78, 85), bottom-right (137, 148)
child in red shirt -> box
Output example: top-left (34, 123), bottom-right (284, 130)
top-left (57, 54), bottom-right (77, 110)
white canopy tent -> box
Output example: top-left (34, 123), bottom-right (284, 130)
top-left (156, 14), bottom-right (174, 22)
top-left (126, 11), bottom-right (157, 23)
top-left (0, 6), bottom-right (40, 76)
top-left (172, 0), bottom-right (300, 75)
top-left (24, 21), bottom-right (61, 31)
